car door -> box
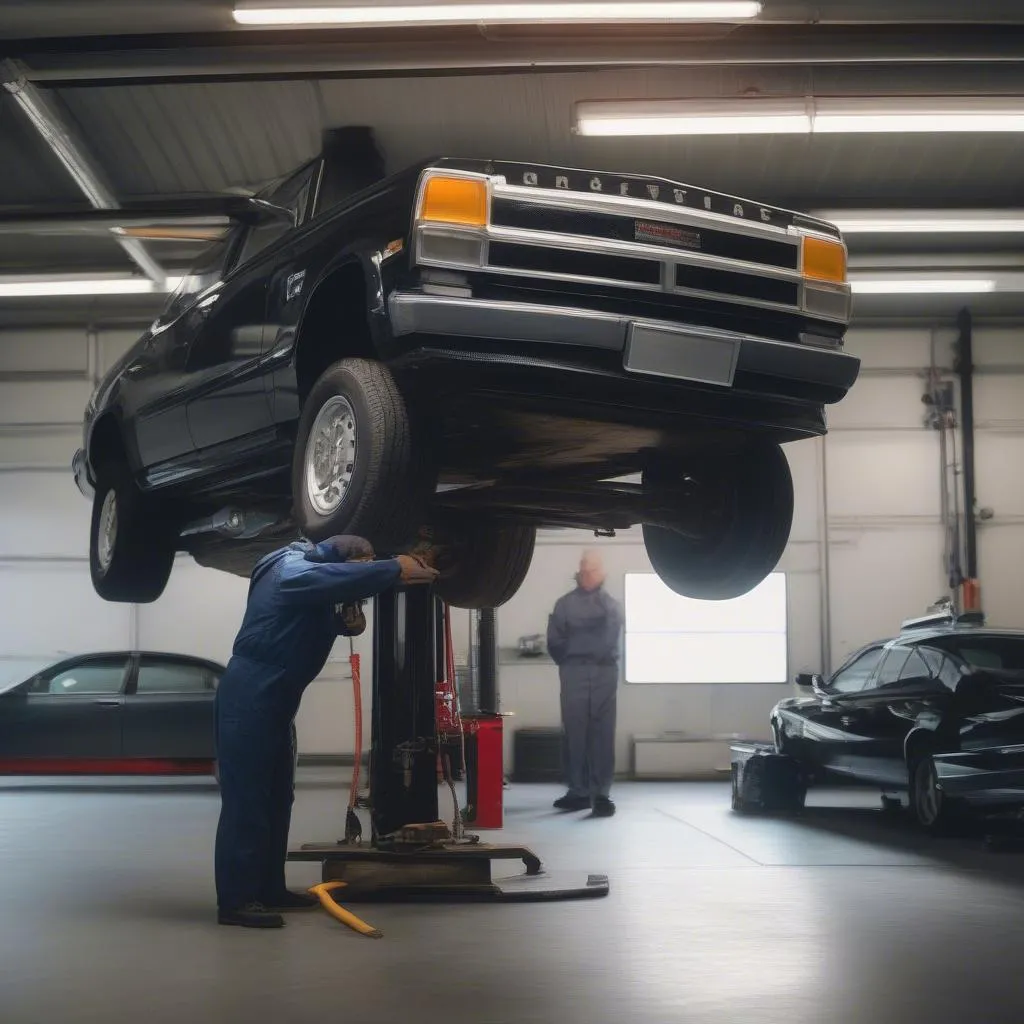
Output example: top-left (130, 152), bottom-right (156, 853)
top-left (796, 645), bottom-right (886, 776)
top-left (0, 655), bottom-right (129, 764)
top-left (121, 655), bottom-right (218, 760)
top-left (121, 234), bottom-right (239, 475)
top-left (186, 163), bottom-right (319, 456)
top-left (838, 644), bottom-right (919, 785)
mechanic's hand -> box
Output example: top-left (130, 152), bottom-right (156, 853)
top-left (405, 542), bottom-right (441, 569)
top-left (396, 554), bottom-right (440, 585)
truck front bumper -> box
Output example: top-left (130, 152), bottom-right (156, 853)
top-left (388, 291), bottom-right (860, 404)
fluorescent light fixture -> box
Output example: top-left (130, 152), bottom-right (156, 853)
top-left (815, 211), bottom-right (1024, 234)
top-left (576, 99), bottom-right (810, 137)
top-left (0, 275), bottom-right (178, 298)
top-left (233, 2), bottom-right (762, 27)
top-left (574, 96), bottom-right (1024, 137)
top-left (850, 278), bottom-right (997, 295)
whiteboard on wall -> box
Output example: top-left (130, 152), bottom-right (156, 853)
top-left (625, 572), bottom-right (788, 684)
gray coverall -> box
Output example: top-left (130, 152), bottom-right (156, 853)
top-left (546, 586), bottom-right (623, 799)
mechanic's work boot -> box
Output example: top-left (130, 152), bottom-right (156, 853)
top-left (261, 889), bottom-right (319, 912)
top-left (553, 793), bottom-right (591, 811)
top-left (592, 797), bottom-right (616, 818)
top-left (217, 902), bottom-right (285, 929)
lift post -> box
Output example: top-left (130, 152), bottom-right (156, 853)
top-left (289, 585), bottom-right (609, 902)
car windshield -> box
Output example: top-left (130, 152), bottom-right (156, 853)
top-left (0, 658), bottom-right (53, 695)
top-left (934, 635), bottom-right (1024, 672)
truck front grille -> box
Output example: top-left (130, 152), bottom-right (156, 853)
top-left (492, 199), bottom-right (798, 271)
top-left (413, 178), bottom-right (840, 322)
top-left (489, 242), bottom-right (662, 287)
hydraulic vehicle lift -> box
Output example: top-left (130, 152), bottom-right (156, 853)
top-left (288, 584), bottom-right (609, 902)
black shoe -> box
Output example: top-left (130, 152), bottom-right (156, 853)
top-left (592, 797), bottom-right (616, 818)
top-left (261, 889), bottom-right (320, 912)
top-left (217, 902), bottom-right (285, 929)
top-left (553, 793), bottom-right (591, 811)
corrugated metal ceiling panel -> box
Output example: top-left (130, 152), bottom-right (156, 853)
top-left (58, 81), bottom-right (323, 196)
top-left (47, 68), bottom-right (1024, 205)
top-left (0, 92), bottom-right (83, 205)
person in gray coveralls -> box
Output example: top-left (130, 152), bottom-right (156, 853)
top-left (546, 550), bottom-right (623, 818)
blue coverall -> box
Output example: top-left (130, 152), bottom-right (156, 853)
top-left (214, 541), bottom-right (401, 911)
top-left (547, 585), bottom-right (623, 801)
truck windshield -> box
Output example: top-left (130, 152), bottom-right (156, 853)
top-left (934, 635), bottom-right (1024, 672)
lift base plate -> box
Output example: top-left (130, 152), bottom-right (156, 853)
top-left (288, 841), bottom-right (609, 902)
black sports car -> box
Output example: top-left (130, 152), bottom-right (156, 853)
top-left (772, 611), bottom-right (1024, 833)
top-left (0, 651), bottom-right (225, 775)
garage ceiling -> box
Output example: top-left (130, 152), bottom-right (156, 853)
top-left (1, 0), bottom-right (1024, 325)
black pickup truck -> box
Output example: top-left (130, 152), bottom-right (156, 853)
top-left (74, 143), bottom-right (858, 608)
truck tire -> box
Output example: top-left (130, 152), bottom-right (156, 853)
top-left (642, 440), bottom-right (793, 601)
top-left (90, 459), bottom-right (176, 603)
top-left (433, 522), bottom-right (536, 609)
top-left (292, 358), bottom-right (433, 549)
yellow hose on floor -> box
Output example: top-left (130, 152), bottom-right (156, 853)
top-left (308, 880), bottom-right (383, 939)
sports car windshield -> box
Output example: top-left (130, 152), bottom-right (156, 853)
top-left (933, 636), bottom-right (1024, 672)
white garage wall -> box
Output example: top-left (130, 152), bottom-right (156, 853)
top-left (2, 320), bottom-right (1023, 764)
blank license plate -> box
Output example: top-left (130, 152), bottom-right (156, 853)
top-left (624, 323), bottom-right (740, 386)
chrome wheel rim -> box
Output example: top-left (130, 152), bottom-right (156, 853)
top-left (915, 759), bottom-right (941, 825)
top-left (305, 395), bottom-right (357, 516)
top-left (97, 489), bottom-right (118, 572)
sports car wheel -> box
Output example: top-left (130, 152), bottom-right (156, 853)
top-left (642, 440), bottom-right (794, 601)
top-left (292, 358), bottom-right (434, 549)
top-left (910, 754), bottom-right (962, 835)
top-left (90, 460), bottom-right (175, 603)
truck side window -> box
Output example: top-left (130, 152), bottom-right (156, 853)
top-left (237, 162), bottom-right (319, 265)
top-left (158, 232), bottom-right (237, 326)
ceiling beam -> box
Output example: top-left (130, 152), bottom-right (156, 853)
top-left (0, 58), bottom-right (164, 282)
top-left (8, 23), bottom-right (1024, 87)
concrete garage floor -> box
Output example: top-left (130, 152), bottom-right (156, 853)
top-left (4, 773), bottom-right (1024, 1024)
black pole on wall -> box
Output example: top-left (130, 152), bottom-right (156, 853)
top-left (477, 607), bottom-right (498, 715)
top-left (955, 308), bottom-right (978, 580)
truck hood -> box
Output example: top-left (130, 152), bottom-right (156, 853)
top-left (432, 157), bottom-right (839, 237)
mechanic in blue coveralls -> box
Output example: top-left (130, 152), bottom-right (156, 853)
top-left (214, 535), bottom-right (437, 929)
top-left (547, 550), bottom-right (623, 819)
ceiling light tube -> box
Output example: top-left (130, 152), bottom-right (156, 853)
top-left (814, 211), bottom-right (1024, 234)
top-left (575, 98), bottom-right (810, 137)
top-left (233, 2), bottom-right (763, 27)
top-left (574, 96), bottom-right (1024, 137)
top-left (849, 278), bottom-right (997, 295)
top-left (0, 276), bottom-right (175, 298)
top-left (812, 96), bottom-right (1024, 134)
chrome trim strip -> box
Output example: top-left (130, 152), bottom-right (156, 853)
top-left (414, 225), bottom-right (848, 322)
top-left (493, 182), bottom-right (799, 245)
top-left (486, 223), bottom-right (802, 282)
top-left (389, 291), bottom-right (630, 350)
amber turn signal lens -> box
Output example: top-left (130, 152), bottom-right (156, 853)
top-left (802, 236), bottom-right (847, 284)
top-left (419, 176), bottom-right (488, 227)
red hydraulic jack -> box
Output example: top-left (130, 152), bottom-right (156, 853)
top-left (289, 585), bottom-right (608, 902)
top-left (436, 603), bottom-right (504, 830)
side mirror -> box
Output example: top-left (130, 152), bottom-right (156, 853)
top-left (796, 672), bottom-right (826, 694)
top-left (247, 197), bottom-right (295, 226)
